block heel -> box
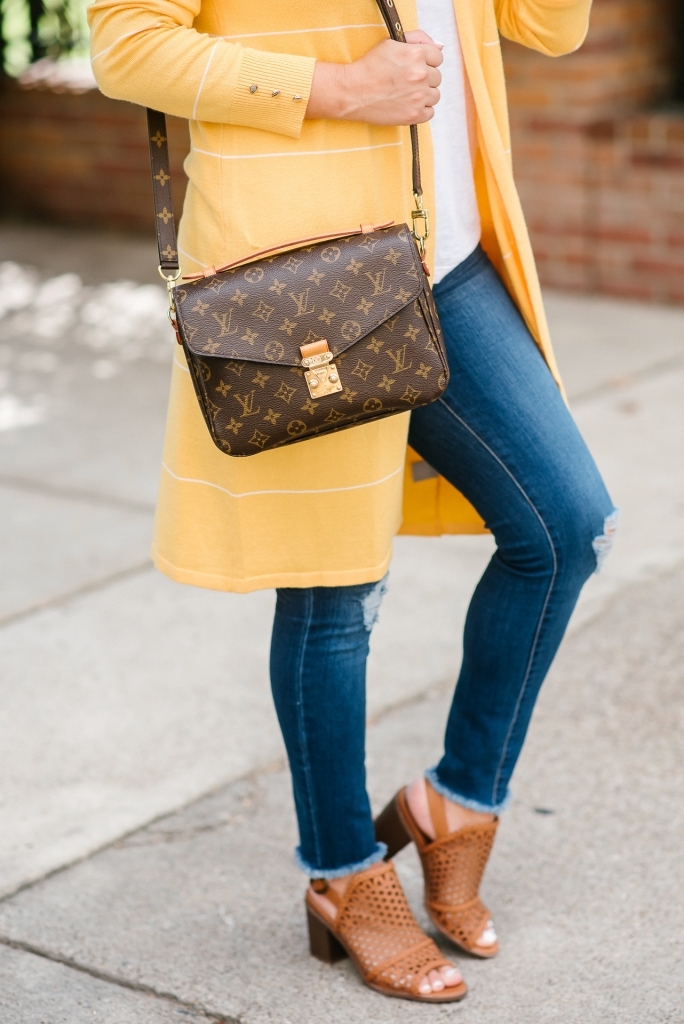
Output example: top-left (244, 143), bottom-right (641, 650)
top-left (374, 793), bottom-right (411, 859)
top-left (307, 906), bottom-right (347, 964)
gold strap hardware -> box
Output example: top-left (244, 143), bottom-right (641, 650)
top-left (159, 265), bottom-right (182, 342)
top-left (411, 191), bottom-right (430, 257)
top-left (300, 339), bottom-right (343, 398)
top-left (159, 264), bottom-right (181, 308)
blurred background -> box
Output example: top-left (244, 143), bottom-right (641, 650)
top-left (0, 4), bottom-right (683, 1022)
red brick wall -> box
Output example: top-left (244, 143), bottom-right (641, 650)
top-left (505, 0), bottom-right (674, 125)
top-left (503, 0), bottom-right (684, 302)
top-left (0, 80), bottom-right (189, 233)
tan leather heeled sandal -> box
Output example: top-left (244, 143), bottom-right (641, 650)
top-left (375, 782), bottom-right (499, 958)
top-left (305, 860), bottom-right (467, 1003)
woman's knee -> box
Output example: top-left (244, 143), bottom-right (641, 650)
top-left (275, 577), bottom-right (389, 634)
top-left (497, 489), bottom-right (618, 583)
top-left (555, 494), bottom-right (619, 580)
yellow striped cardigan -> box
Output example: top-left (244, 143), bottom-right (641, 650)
top-left (89, 0), bottom-right (592, 592)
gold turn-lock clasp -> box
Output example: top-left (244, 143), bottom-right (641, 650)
top-left (411, 191), bottom-right (430, 257)
top-left (300, 339), bottom-right (343, 398)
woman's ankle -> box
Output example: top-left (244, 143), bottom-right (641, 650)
top-left (308, 865), bottom-right (368, 920)
top-left (406, 777), bottom-right (495, 839)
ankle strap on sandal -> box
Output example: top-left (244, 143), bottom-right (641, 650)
top-left (310, 878), bottom-right (342, 908)
top-left (425, 779), bottom-right (449, 839)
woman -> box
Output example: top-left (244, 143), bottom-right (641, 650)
top-left (89, 0), bottom-right (616, 1003)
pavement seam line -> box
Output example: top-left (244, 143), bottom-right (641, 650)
top-left (0, 472), bottom-right (156, 515)
top-left (0, 682), bottom-right (452, 904)
top-left (0, 757), bottom-right (287, 905)
top-left (0, 935), bottom-right (238, 1022)
top-left (0, 559), bottom-right (154, 632)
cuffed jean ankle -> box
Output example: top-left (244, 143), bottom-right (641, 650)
top-left (269, 245), bottom-right (618, 878)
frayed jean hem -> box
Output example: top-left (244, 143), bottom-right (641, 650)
top-left (425, 767), bottom-right (512, 816)
top-left (294, 841), bottom-right (388, 879)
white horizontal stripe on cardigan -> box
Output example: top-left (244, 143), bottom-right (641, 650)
top-left (161, 461), bottom-right (404, 499)
top-left (221, 24), bottom-right (384, 41)
top-left (190, 141), bottom-right (403, 161)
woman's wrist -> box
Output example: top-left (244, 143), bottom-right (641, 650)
top-left (306, 61), bottom-right (349, 120)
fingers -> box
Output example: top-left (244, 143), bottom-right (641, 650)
top-left (426, 66), bottom-right (441, 88)
top-left (400, 31), bottom-right (444, 68)
top-left (404, 29), bottom-right (443, 49)
top-left (410, 104), bottom-right (436, 125)
top-left (406, 41), bottom-right (443, 69)
top-left (422, 43), bottom-right (444, 68)
top-left (413, 103), bottom-right (436, 125)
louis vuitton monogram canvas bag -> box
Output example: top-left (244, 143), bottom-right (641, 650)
top-left (147, 0), bottom-right (449, 457)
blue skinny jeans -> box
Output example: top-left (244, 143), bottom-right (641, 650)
top-left (270, 245), bottom-right (617, 878)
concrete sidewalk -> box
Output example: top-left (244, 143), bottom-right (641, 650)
top-left (2, 563), bottom-right (684, 1023)
top-left (0, 222), bottom-right (683, 1022)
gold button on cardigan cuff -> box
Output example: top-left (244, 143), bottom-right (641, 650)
top-left (231, 48), bottom-right (315, 138)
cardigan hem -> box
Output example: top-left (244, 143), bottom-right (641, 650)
top-left (151, 546), bottom-right (394, 594)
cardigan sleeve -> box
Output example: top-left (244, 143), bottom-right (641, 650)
top-left (87, 0), bottom-right (316, 138)
top-left (494, 0), bottom-right (593, 56)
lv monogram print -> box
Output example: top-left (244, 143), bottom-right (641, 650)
top-left (174, 226), bottom-right (448, 457)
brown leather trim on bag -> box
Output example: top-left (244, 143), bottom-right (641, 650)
top-left (300, 339), bottom-right (330, 359)
top-left (181, 222), bottom-right (394, 280)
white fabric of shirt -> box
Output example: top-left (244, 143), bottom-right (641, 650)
top-left (414, 0), bottom-right (481, 282)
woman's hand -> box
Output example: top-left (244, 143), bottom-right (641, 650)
top-left (306, 30), bottom-right (443, 125)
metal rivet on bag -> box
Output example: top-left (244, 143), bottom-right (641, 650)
top-left (329, 373), bottom-right (338, 382)
top-left (310, 378), bottom-right (318, 387)
top-left (249, 84), bottom-right (258, 93)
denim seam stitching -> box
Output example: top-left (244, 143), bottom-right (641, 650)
top-left (435, 397), bottom-right (558, 806)
top-left (294, 589), bottom-right (321, 866)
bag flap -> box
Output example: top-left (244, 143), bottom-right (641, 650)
top-left (174, 224), bottom-right (424, 366)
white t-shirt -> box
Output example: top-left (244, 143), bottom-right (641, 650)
top-left (414, 0), bottom-right (481, 283)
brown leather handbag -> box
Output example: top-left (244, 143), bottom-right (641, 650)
top-left (146, 0), bottom-right (448, 457)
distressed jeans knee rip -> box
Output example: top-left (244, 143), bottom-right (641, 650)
top-left (592, 508), bottom-right (620, 573)
top-left (360, 573), bottom-right (389, 631)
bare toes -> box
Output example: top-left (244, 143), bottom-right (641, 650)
top-left (441, 965), bottom-right (463, 987)
top-left (478, 919), bottom-right (497, 947)
top-left (429, 968), bottom-right (445, 992)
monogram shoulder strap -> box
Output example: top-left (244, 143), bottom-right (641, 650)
top-left (147, 0), bottom-right (426, 277)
